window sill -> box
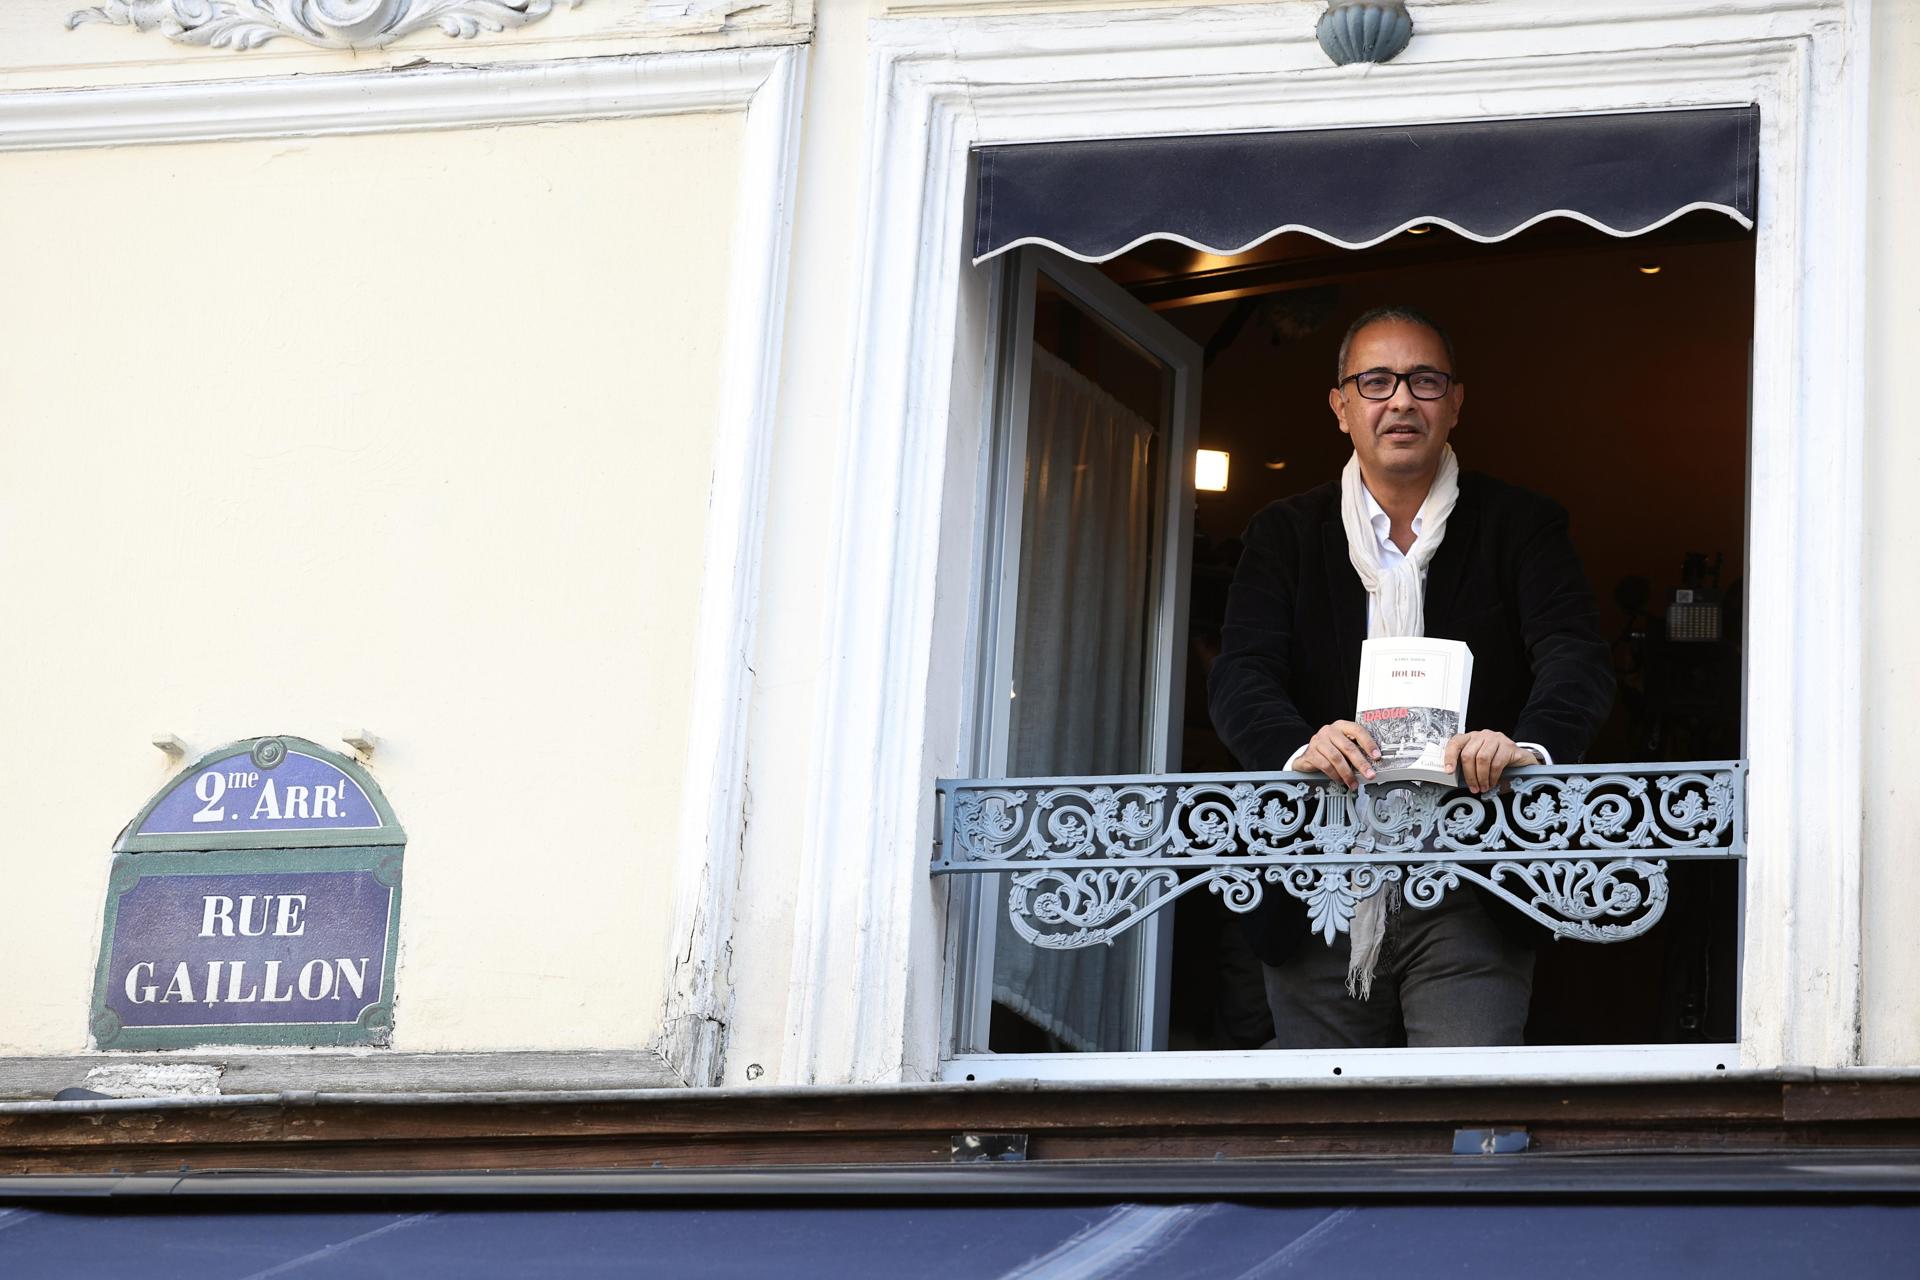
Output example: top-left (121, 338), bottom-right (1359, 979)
top-left (941, 1043), bottom-right (1738, 1084)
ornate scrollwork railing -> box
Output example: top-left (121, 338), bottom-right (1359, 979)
top-left (930, 762), bottom-right (1743, 948)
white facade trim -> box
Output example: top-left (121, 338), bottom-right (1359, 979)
top-left (787, 0), bottom-right (1866, 1085)
top-left (0, 43), bottom-right (805, 1089)
top-left (656, 42), bottom-right (807, 1087)
top-left (0, 42), bottom-right (803, 151)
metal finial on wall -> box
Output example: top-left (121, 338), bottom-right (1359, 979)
top-left (1316, 0), bottom-right (1414, 67)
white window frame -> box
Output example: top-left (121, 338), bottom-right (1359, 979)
top-left (949, 247), bottom-right (1204, 1056)
top-left (783, 0), bottom-right (1867, 1084)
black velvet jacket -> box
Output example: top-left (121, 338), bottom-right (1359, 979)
top-left (1207, 472), bottom-right (1616, 961)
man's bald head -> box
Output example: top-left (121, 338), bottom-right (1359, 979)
top-left (1335, 305), bottom-right (1457, 383)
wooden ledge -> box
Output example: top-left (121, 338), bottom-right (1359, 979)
top-left (5, 1073), bottom-right (1920, 1174)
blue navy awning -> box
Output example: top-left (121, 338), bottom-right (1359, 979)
top-left (4, 1199), bottom-right (1919, 1278)
top-left (7, 1154), bottom-right (1920, 1279)
top-left (972, 107), bottom-right (1759, 264)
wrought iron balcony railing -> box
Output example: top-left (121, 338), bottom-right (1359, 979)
top-left (931, 762), bottom-right (1744, 948)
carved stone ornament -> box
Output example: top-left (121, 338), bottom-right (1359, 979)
top-left (66, 0), bottom-right (582, 51)
top-left (1315, 0), bottom-right (1413, 67)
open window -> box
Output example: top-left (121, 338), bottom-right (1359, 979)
top-left (936, 109), bottom-right (1755, 1074)
top-left (948, 251), bottom-right (1203, 1054)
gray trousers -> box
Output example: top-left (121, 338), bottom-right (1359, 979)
top-left (1261, 888), bottom-right (1535, 1049)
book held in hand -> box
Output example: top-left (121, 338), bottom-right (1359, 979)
top-left (1356, 637), bottom-right (1474, 786)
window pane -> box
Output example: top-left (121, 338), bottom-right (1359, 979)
top-left (989, 276), bottom-right (1176, 1054)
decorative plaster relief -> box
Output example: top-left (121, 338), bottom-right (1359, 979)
top-left (65, 0), bottom-right (582, 50)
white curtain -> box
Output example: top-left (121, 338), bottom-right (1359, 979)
top-left (992, 345), bottom-right (1158, 1052)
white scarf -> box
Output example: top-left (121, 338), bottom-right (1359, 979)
top-left (1338, 445), bottom-right (1460, 998)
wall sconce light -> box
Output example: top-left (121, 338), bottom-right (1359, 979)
top-left (1317, 1), bottom-right (1414, 67)
top-left (1638, 264), bottom-right (1664, 275)
top-left (1196, 449), bottom-right (1231, 492)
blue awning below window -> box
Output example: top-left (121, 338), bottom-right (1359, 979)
top-left (4, 1190), bottom-right (1919, 1278)
top-left (971, 107), bottom-right (1760, 264)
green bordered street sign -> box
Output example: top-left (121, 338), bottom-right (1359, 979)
top-left (91, 737), bottom-right (405, 1050)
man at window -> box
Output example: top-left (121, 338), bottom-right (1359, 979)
top-left (1208, 305), bottom-right (1614, 1048)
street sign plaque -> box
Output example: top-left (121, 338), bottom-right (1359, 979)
top-left (92, 737), bottom-right (405, 1050)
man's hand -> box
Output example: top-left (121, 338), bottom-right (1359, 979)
top-left (1296, 721), bottom-right (1381, 788)
top-left (1443, 730), bottom-right (1541, 794)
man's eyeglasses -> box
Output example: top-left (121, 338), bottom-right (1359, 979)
top-left (1339, 368), bottom-right (1455, 401)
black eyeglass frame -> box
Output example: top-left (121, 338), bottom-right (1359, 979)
top-left (1337, 368), bottom-right (1457, 401)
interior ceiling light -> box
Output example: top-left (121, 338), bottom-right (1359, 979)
top-left (1407, 225), bottom-right (1432, 235)
top-left (1639, 263), bottom-right (1664, 275)
top-left (1263, 459), bottom-right (1289, 471)
top-left (1196, 449), bottom-right (1231, 493)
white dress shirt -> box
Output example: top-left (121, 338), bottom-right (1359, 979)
top-left (1281, 485), bottom-right (1551, 772)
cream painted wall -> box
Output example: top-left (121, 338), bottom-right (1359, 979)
top-left (1862, 0), bottom-right (1920, 1066)
top-left (0, 111), bottom-right (744, 1054)
top-left (0, 1), bottom-right (810, 91)
top-left (881, 0), bottom-right (1271, 12)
